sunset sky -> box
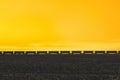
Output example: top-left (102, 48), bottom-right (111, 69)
top-left (0, 0), bottom-right (120, 50)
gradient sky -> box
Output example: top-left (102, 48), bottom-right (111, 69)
top-left (0, 0), bottom-right (120, 50)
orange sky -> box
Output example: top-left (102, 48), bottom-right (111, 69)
top-left (0, 0), bottom-right (120, 50)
